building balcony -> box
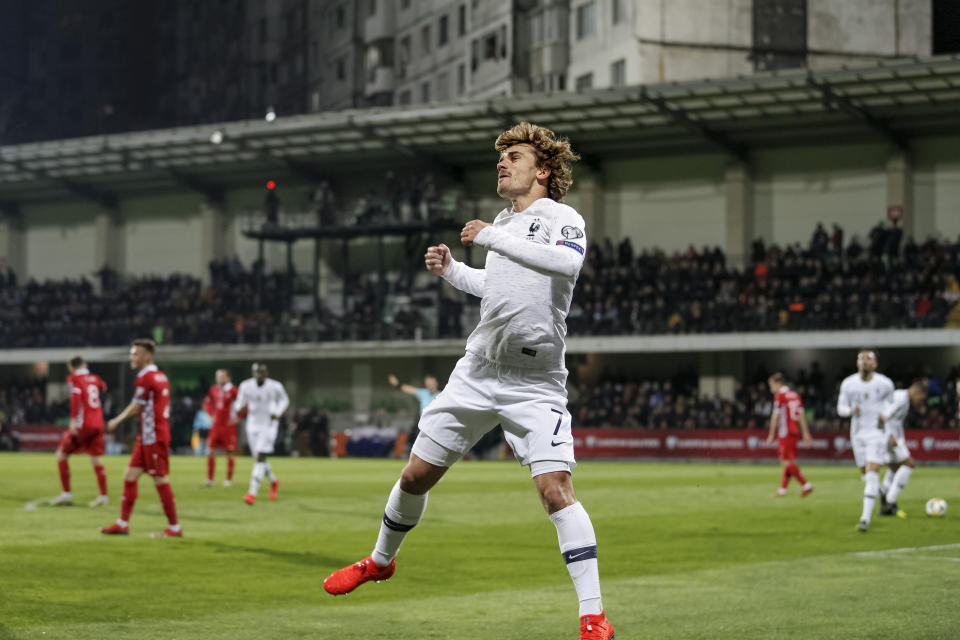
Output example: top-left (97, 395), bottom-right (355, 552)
top-left (365, 66), bottom-right (395, 96)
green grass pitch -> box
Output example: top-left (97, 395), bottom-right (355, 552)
top-left (1, 453), bottom-right (958, 639)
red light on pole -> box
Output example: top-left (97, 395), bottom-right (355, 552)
top-left (266, 180), bottom-right (276, 190)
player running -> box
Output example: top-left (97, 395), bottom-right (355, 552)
top-left (234, 363), bottom-right (288, 505)
top-left (100, 339), bottom-right (181, 538)
top-left (766, 372), bottom-right (813, 498)
top-left (323, 123), bottom-right (614, 639)
top-left (51, 356), bottom-right (109, 507)
top-left (205, 369), bottom-right (239, 487)
top-left (837, 349), bottom-right (894, 532)
top-left (877, 380), bottom-right (927, 517)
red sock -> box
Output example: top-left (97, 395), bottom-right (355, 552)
top-left (58, 459), bottom-right (71, 492)
top-left (780, 466), bottom-right (790, 489)
top-left (788, 463), bottom-right (807, 485)
top-left (207, 456), bottom-right (215, 481)
top-left (227, 457), bottom-right (235, 481)
top-left (94, 464), bottom-right (108, 496)
top-left (156, 483), bottom-right (179, 526)
top-left (121, 480), bottom-right (138, 522)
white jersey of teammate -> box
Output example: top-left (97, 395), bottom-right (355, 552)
top-left (837, 372), bottom-right (894, 466)
top-left (416, 197), bottom-right (586, 472)
top-left (443, 197), bottom-right (585, 371)
top-left (234, 377), bottom-right (289, 455)
top-left (881, 389), bottom-right (912, 463)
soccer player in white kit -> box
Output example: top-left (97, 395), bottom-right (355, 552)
top-left (234, 363), bottom-right (289, 505)
top-left (877, 380), bottom-right (927, 517)
top-left (836, 350), bottom-right (894, 532)
top-left (323, 123), bottom-right (614, 640)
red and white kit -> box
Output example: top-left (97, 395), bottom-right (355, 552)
top-left (129, 364), bottom-right (172, 476)
top-left (204, 382), bottom-right (238, 451)
top-left (773, 385), bottom-right (803, 460)
top-left (60, 369), bottom-right (107, 456)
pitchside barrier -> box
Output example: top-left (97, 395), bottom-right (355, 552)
top-left (9, 425), bottom-right (960, 462)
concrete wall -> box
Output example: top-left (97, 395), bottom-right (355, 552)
top-left (22, 202), bottom-right (99, 280)
top-left (122, 193), bottom-right (206, 277)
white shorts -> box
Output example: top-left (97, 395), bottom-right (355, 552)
top-left (246, 421), bottom-right (279, 456)
top-left (888, 437), bottom-right (911, 464)
top-left (412, 353), bottom-right (576, 475)
top-left (852, 435), bottom-right (887, 467)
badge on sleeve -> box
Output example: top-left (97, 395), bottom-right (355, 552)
top-left (561, 225), bottom-right (584, 239)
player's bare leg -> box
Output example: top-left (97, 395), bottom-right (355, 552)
top-left (224, 451), bottom-right (235, 487)
top-left (88, 454), bottom-right (109, 506)
top-left (323, 454), bottom-right (444, 595)
top-left (776, 458), bottom-right (812, 498)
top-left (534, 470), bottom-right (613, 638)
top-left (52, 448), bottom-right (73, 505)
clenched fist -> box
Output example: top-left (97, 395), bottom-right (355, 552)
top-left (460, 220), bottom-right (491, 247)
top-left (425, 244), bottom-right (451, 275)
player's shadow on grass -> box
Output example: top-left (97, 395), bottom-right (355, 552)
top-left (199, 540), bottom-right (342, 566)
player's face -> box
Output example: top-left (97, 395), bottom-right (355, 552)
top-left (496, 144), bottom-right (547, 200)
top-left (129, 346), bottom-right (146, 370)
top-left (909, 388), bottom-right (927, 406)
top-left (216, 370), bottom-right (228, 385)
top-left (255, 367), bottom-right (268, 383)
top-left (767, 380), bottom-right (777, 394)
top-left (856, 352), bottom-right (877, 374)
top-left (424, 376), bottom-right (438, 393)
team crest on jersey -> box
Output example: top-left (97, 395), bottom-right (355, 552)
top-left (526, 218), bottom-right (542, 239)
top-left (561, 225), bottom-right (584, 239)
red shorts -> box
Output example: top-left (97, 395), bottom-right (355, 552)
top-left (58, 427), bottom-right (105, 457)
top-left (130, 441), bottom-right (170, 477)
top-left (778, 436), bottom-right (798, 461)
top-left (208, 426), bottom-right (237, 452)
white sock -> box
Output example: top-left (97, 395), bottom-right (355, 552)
top-left (861, 471), bottom-right (879, 524)
top-left (371, 480), bottom-right (428, 567)
top-left (885, 466), bottom-right (913, 503)
top-left (169, 523), bottom-right (181, 533)
top-left (264, 462), bottom-right (277, 482)
top-left (249, 462), bottom-right (266, 496)
top-left (117, 519), bottom-right (128, 527)
top-left (550, 501), bottom-right (603, 617)
top-left (881, 469), bottom-right (894, 495)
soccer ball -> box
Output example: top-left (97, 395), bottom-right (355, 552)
top-left (925, 497), bottom-right (947, 517)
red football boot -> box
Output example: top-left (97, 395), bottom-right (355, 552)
top-left (801, 484), bottom-right (814, 498)
top-left (150, 527), bottom-right (183, 538)
top-left (244, 494), bottom-right (256, 505)
top-left (269, 479), bottom-right (279, 501)
top-left (100, 522), bottom-right (129, 535)
top-left (323, 556), bottom-right (396, 595)
top-left (580, 610), bottom-right (615, 640)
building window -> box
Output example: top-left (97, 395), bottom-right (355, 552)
top-left (437, 71), bottom-right (450, 101)
top-left (259, 17), bottom-right (267, 43)
top-left (335, 5), bottom-right (345, 29)
top-left (422, 24), bottom-right (432, 54)
top-left (398, 89), bottom-right (412, 105)
top-left (421, 81), bottom-right (431, 103)
top-left (336, 57), bottom-right (346, 81)
top-left (439, 15), bottom-right (449, 46)
top-left (369, 0), bottom-right (376, 17)
top-left (458, 4), bottom-right (467, 36)
top-left (575, 72), bottom-right (593, 92)
top-left (457, 63), bottom-right (466, 95)
top-left (612, 0), bottom-right (627, 25)
top-left (483, 32), bottom-right (497, 60)
top-left (576, 1), bottom-right (595, 40)
top-left (399, 35), bottom-right (411, 78)
top-left (610, 59), bottom-right (626, 86)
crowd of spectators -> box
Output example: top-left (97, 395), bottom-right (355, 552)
top-left (569, 221), bottom-right (960, 335)
top-left (570, 365), bottom-right (960, 431)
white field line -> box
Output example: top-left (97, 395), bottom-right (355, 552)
top-left (852, 542), bottom-right (960, 558)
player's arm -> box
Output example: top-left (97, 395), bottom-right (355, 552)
top-left (106, 400), bottom-right (142, 432)
top-left (468, 213), bottom-right (586, 278)
top-left (427, 242), bottom-right (485, 298)
top-left (766, 404), bottom-right (778, 443)
top-left (232, 385), bottom-right (247, 416)
top-left (836, 382), bottom-right (853, 417)
top-left (387, 374), bottom-right (419, 397)
top-left (271, 384), bottom-right (290, 420)
top-left (203, 388), bottom-right (214, 416)
top-left (69, 383), bottom-right (82, 434)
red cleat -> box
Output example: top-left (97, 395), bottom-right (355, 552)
top-left (323, 556), bottom-right (396, 595)
top-left (150, 527), bottom-right (182, 538)
top-left (580, 610), bottom-right (615, 639)
top-left (100, 523), bottom-right (129, 535)
top-left (269, 479), bottom-right (279, 501)
top-left (244, 494), bottom-right (256, 505)
top-left (802, 484), bottom-right (814, 498)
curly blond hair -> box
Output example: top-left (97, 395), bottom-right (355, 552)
top-left (495, 122), bottom-right (579, 202)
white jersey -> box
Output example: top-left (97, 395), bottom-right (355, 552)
top-left (837, 372), bottom-right (894, 440)
top-left (881, 389), bottom-right (910, 442)
top-left (234, 378), bottom-right (289, 429)
top-left (442, 197), bottom-right (586, 371)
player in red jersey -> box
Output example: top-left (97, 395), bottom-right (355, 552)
top-left (51, 356), bottom-right (109, 507)
top-left (205, 369), bottom-right (239, 487)
top-left (767, 372), bottom-right (814, 497)
top-left (100, 339), bottom-right (181, 538)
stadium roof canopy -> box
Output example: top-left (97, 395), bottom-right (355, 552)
top-left (2, 54), bottom-right (960, 206)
